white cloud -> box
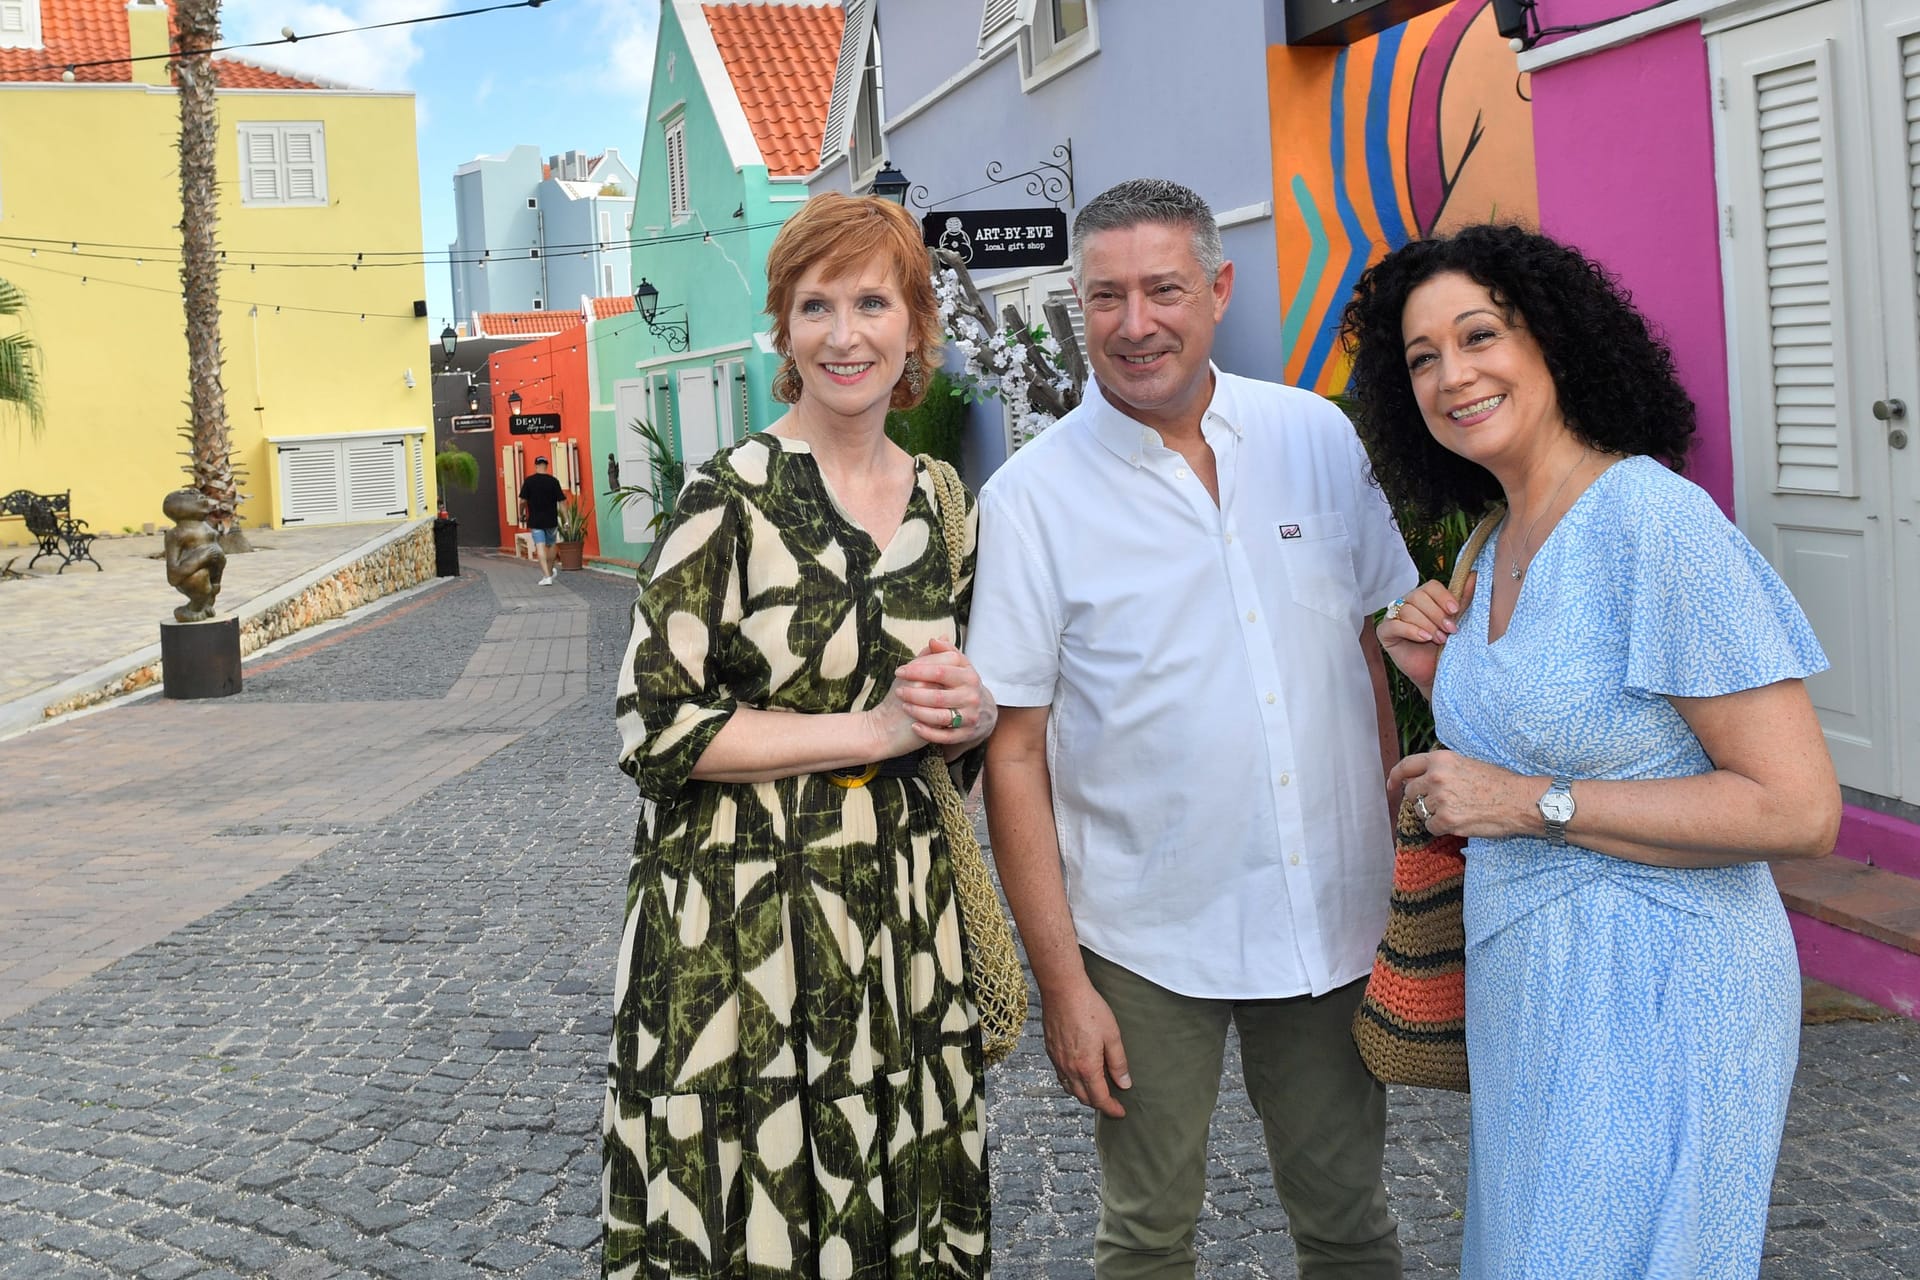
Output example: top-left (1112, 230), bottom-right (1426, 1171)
top-left (218, 0), bottom-right (441, 92)
top-left (578, 0), bottom-right (657, 106)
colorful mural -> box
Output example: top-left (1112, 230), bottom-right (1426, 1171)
top-left (1268, 0), bottom-right (1538, 393)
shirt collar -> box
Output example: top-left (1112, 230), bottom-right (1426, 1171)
top-left (1083, 364), bottom-right (1245, 467)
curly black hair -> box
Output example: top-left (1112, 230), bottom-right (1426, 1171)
top-left (1338, 223), bottom-right (1696, 521)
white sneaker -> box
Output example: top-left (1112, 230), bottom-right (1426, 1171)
top-left (538, 574), bottom-right (554, 585)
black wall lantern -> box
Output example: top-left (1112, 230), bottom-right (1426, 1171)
top-left (507, 390), bottom-right (524, 415)
top-left (870, 162), bottom-right (910, 206)
top-left (439, 324), bottom-right (458, 358)
top-left (633, 278), bottom-right (692, 352)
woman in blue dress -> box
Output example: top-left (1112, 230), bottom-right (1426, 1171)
top-left (1338, 225), bottom-right (1841, 1278)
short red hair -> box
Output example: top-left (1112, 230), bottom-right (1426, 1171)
top-left (764, 193), bottom-right (943, 410)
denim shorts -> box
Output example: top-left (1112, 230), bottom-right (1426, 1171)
top-left (529, 527), bottom-right (558, 546)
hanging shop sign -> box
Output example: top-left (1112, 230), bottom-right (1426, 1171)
top-left (1284, 0), bottom-right (1450, 44)
top-left (922, 207), bottom-right (1069, 271)
top-left (450, 414), bottom-right (493, 433)
top-left (508, 413), bottom-right (562, 435)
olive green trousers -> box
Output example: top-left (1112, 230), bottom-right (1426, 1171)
top-left (1082, 949), bottom-right (1403, 1280)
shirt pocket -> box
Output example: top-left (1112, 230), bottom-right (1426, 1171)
top-left (1274, 512), bottom-right (1359, 622)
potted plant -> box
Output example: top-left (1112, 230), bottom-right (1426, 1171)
top-left (553, 496), bottom-right (589, 571)
top-left (607, 418), bottom-right (684, 538)
top-left (434, 443), bottom-right (480, 515)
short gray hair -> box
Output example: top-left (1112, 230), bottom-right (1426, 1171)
top-left (1071, 178), bottom-right (1224, 289)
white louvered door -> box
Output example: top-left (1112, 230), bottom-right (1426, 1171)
top-left (1866, 0), bottom-right (1920, 805)
top-left (1721, 0), bottom-right (1920, 800)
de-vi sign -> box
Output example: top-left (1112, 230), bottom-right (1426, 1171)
top-left (508, 413), bottom-right (562, 436)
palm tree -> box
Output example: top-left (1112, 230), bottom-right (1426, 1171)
top-left (0, 276), bottom-right (45, 436)
top-left (174, 0), bottom-right (249, 552)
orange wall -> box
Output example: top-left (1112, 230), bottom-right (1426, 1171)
top-left (489, 334), bottom-right (599, 558)
top-left (1268, 0), bottom-right (1539, 394)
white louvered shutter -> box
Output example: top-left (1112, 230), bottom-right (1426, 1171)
top-left (282, 125), bottom-right (325, 203)
top-left (1753, 46), bottom-right (1855, 494)
top-left (665, 119), bottom-right (688, 219)
top-left (243, 128), bottom-right (283, 203)
top-left (412, 438), bottom-right (427, 513)
top-left (0, 0), bottom-right (31, 39)
top-left (345, 439), bottom-right (409, 520)
top-left (1903, 31), bottom-right (1920, 327)
top-left (279, 442), bottom-right (343, 525)
top-left (979, 0), bottom-right (1021, 51)
top-left (820, 0), bottom-right (876, 167)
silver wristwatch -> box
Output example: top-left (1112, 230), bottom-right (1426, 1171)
top-left (1537, 776), bottom-right (1575, 845)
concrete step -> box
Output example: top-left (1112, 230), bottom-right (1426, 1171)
top-left (1773, 856), bottom-right (1920, 1020)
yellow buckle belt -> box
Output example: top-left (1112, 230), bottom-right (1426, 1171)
top-left (826, 763), bottom-right (881, 789)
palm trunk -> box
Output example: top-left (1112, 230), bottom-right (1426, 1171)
top-left (174, 0), bottom-right (250, 553)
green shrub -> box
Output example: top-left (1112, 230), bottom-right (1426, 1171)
top-left (435, 443), bottom-right (481, 492)
top-left (886, 369), bottom-right (965, 469)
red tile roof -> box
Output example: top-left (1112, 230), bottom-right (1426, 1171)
top-left (703, 3), bottom-right (843, 177)
top-left (475, 311), bottom-right (584, 337)
top-left (0, 0), bottom-right (321, 87)
top-left (590, 295), bottom-right (636, 320)
top-left (212, 56), bottom-right (323, 90)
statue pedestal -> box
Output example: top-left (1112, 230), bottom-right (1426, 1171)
top-left (160, 616), bottom-right (242, 700)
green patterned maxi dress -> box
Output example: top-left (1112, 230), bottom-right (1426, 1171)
top-left (604, 433), bottom-right (990, 1279)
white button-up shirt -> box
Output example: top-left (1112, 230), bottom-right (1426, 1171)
top-left (968, 371), bottom-right (1417, 999)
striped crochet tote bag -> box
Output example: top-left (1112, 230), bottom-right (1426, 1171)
top-left (1351, 505), bottom-right (1504, 1093)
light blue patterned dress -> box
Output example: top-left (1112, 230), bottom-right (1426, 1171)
top-left (1432, 455), bottom-right (1829, 1279)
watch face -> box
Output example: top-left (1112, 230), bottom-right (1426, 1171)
top-left (1540, 790), bottom-right (1575, 823)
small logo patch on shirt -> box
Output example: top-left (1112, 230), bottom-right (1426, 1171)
top-left (1278, 523), bottom-right (1302, 540)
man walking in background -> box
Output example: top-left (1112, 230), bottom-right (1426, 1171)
top-left (518, 456), bottom-right (566, 585)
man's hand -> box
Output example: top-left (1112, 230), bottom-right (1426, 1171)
top-left (1043, 977), bottom-right (1132, 1118)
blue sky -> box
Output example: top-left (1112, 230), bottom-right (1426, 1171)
top-left (220, 0), bottom-right (660, 327)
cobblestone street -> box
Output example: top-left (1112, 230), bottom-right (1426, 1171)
top-left (0, 552), bottom-right (1914, 1278)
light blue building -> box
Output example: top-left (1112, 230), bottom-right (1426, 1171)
top-left (449, 145), bottom-right (637, 323)
top-left (809, 0), bottom-right (1282, 483)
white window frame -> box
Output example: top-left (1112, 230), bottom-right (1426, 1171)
top-left (237, 122), bottom-right (329, 208)
top-left (1021, 0), bottom-right (1099, 91)
top-left (0, 0), bottom-right (42, 50)
top-left (664, 115), bottom-right (690, 223)
top-left (850, 47), bottom-right (885, 186)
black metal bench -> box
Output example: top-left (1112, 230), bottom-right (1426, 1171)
top-left (0, 489), bottom-right (101, 573)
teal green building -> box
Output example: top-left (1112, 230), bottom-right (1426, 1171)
top-left (589, 0), bottom-right (846, 566)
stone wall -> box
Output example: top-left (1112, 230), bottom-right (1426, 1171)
top-left (42, 521), bottom-right (436, 719)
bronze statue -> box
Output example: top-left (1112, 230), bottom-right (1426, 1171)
top-left (163, 487), bottom-right (226, 622)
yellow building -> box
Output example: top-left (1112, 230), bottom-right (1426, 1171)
top-left (0, 0), bottom-right (432, 536)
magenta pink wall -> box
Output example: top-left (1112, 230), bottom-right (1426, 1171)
top-left (1529, 24), bottom-right (1735, 513)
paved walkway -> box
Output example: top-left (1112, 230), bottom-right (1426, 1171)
top-left (0, 552), bottom-right (1914, 1278)
top-left (0, 521), bottom-right (406, 712)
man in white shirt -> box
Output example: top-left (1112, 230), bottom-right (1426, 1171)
top-left (970, 178), bottom-right (1414, 1279)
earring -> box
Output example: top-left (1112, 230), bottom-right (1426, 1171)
top-left (903, 353), bottom-right (925, 398)
top-left (774, 359), bottom-right (803, 404)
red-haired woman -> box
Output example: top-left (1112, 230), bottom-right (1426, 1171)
top-left (603, 193), bottom-right (995, 1278)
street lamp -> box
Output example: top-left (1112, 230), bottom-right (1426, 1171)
top-left (869, 162), bottom-right (910, 207)
top-left (467, 386), bottom-right (480, 413)
top-left (508, 390), bottom-right (523, 416)
top-left (632, 278), bottom-right (691, 352)
top-left (439, 324), bottom-right (458, 358)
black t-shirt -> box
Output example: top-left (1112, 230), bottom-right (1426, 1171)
top-left (519, 473), bottom-right (565, 529)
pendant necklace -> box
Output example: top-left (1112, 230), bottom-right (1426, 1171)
top-left (1508, 451), bottom-right (1588, 581)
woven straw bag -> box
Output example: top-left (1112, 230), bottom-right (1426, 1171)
top-left (1351, 505), bottom-right (1505, 1093)
top-left (918, 456), bottom-right (1030, 1068)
